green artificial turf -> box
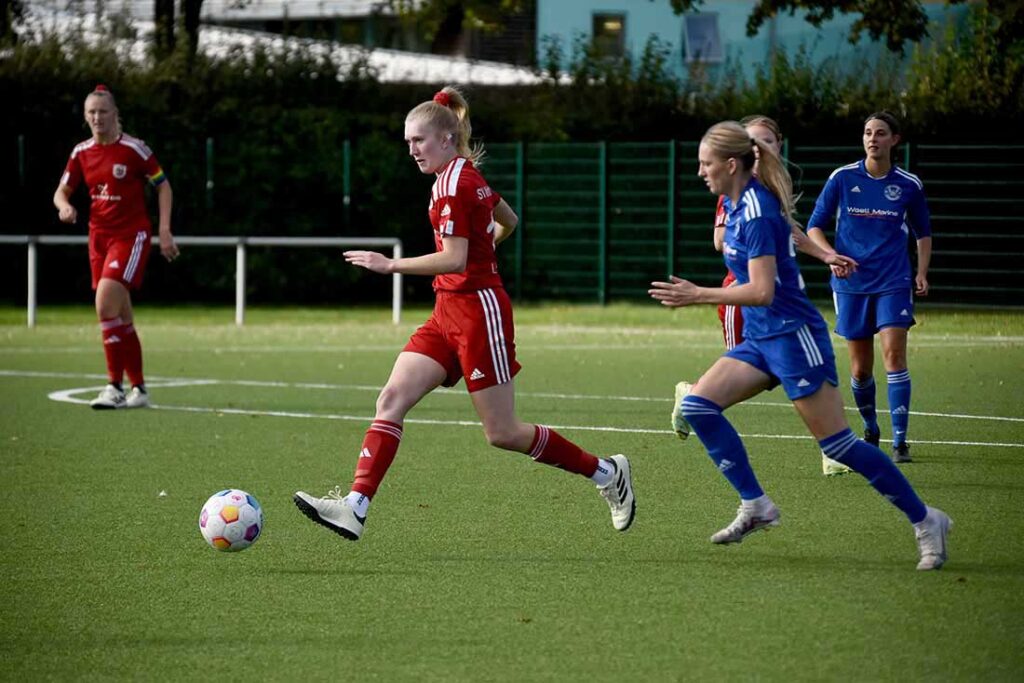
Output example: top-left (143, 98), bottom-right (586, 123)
top-left (1, 304), bottom-right (1022, 681)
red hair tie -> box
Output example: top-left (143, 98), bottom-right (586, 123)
top-left (95, 84), bottom-right (109, 92)
top-left (433, 91), bottom-right (450, 107)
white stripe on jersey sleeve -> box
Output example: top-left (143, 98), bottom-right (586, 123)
top-left (118, 135), bottom-right (152, 160)
top-left (71, 139), bottom-right (96, 159)
top-left (894, 167), bottom-right (924, 190)
top-left (446, 158), bottom-right (467, 197)
top-left (827, 162), bottom-right (860, 181)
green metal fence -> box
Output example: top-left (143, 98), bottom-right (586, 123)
top-left (486, 142), bottom-right (1024, 306)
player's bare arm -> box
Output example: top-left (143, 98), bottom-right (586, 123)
top-left (345, 235), bottom-right (469, 276)
top-left (915, 236), bottom-right (932, 296)
top-left (492, 199), bottom-right (518, 246)
top-left (650, 256), bottom-right (777, 308)
top-left (156, 181), bottom-right (179, 261)
top-left (793, 225), bottom-right (857, 276)
top-left (53, 183), bottom-right (77, 224)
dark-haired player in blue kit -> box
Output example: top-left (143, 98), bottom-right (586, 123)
top-left (806, 112), bottom-right (932, 464)
top-left (650, 121), bottom-right (949, 570)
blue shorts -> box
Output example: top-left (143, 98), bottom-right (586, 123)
top-left (725, 321), bottom-right (839, 400)
top-left (833, 290), bottom-right (915, 340)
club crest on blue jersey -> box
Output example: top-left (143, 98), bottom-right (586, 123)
top-left (884, 184), bottom-right (902, 201)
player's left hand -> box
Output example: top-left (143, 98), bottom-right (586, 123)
top-left (649, 275), bottom-right (701, 307)
top-left (915, 273), bottom-right (929, 296)
top-left (344, 250), bottom-right (393, 274)
top-left (824, 252), bottom-right (857, 278)
top-left (159, 231), bottom-right (179, 262)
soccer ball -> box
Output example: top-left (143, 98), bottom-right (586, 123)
top-left (199, 489), bottom-right (264, 552)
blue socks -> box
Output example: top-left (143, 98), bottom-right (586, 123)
top-left (681, 395), bottom-right (764, 500)
top-left (887, 370), bottom-right (911, 447)
top-left (819, 428), bottom-right (927, 523)
top-left (850, 375), bottom-right (879, 436)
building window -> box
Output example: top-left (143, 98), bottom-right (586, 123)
top-left (592, 13), bottom-right (625, 58)
top-left (683, 13), bottom-right (723, 63)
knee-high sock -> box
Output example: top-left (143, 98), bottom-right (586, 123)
top-left (528, 425), bottom-right (599, 477)
top-left (681, 395), bottom-right (764, 500)
top-left (121, 322), bottom-right (144, 388)
top-left (819, 428), bottom-right (926, 523)
top-left (886, 370), bottom-right (911, 447)
top-left (850, 376), bottom-right (879, 435)
top-left (99, 317), bottom-right (125, 387)
top-left (352, 420), bottom-right (403, 498)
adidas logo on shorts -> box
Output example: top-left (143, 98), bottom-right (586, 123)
top-left (469, 368), bottom-right (485, 381)
top-left (109, 259), bottom-right (120, 269)
top-left (797, 378), bottom-right (811, 387)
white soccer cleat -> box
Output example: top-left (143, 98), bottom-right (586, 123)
top-left (710, 500), bottom-right (781, 544)
top-left (90, 384), bottom-right (126, 410)
top-left (293, 487), bottom-right (364, 541)
top-left (598, 454), bottom-right (636, 531)
top-left (915, 506), bottom-right (952, 571)
top-left (671, 381), bottom-right (693, 440)
top-left (125, 386), bottom-right (150, 409)
top-left (822, 452), bottom-right (852, 476)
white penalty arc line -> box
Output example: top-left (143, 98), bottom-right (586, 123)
top-left (42, 380), bottom-right (1024, 450)
top-left (4, 370), bottom-right (1019, 423)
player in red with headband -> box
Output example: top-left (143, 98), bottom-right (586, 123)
top-left (294, 86), bottom-right (636, 541)
top-left (53, 85), bottom-right (179, 409)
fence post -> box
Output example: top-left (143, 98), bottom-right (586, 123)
top-left (598, 141), bottom-right (607, 305)
top-left (514, 140), bottom-right (524, 299)
top-left (205, 137), bottom-right (214, 210)
top-left (343, 138), bottom-right (352, 228)
top-left (27, 237), bottom-right (37, 328)
top-left (904, 143), bottom-right (911, 171)
top-left (235, 238), bottom-right (246, 326)
top-left (667, 140), bottom-right (676, 279)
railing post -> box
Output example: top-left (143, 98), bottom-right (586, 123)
top-left (667, 140), bottom-right (676, 279)
top-left (235, 238), bottom-right (246, 326)
top-left (27, 237), bottom-right (37, 328)
top-left (598, 141), bottom-right (607, 305)
top-left (392, 241), bottom-right (403, 324)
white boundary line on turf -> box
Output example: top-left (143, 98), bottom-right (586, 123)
top-left (4, 368), bottom-right (1023, 425)
top-left (13, 370), bottom-right (1022, 450)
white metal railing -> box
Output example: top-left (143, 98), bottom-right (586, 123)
top-left (0, 235), bottom-right (403, 327)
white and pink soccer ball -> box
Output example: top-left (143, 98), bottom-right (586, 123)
top-left (199, 489), bottom-right (263, 552)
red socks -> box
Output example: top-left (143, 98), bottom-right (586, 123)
top-left (122, 323), bottom-right (144, 387)
top-left (100, 317), bottom-right (125, 386)
top-left (99, 318), bottom-right (144, 387)
top-left (528, 425), bottom-right (599, 477)
top-left (352, 420), bottom-right (403, 498)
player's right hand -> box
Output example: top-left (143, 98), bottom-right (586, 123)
top-left (58, 206), bottom-right (77, 223)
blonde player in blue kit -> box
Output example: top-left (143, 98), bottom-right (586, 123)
top-left (806, 112), bottom-right (932, 464)
top-left (650, 121), bottom-right (950, 570)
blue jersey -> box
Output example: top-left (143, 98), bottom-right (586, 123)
top-left (808, 160), bottom-right (931, 294)
top-left (722, 178), bottom-right (824, 340)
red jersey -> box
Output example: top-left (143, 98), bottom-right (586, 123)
top-left (428, 157), bottom-right (503, 292)
top-left (714, 194), bottom-right (727, 229)
top-left (61, 134), bottom-right (167, 235)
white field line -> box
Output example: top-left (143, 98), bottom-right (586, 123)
top-left (4, 368), bottom-right (1023, 425)
top-left (3, 369), bottom-right (1019, 449)
top-left (43, 380), bottom-right (1024, 449)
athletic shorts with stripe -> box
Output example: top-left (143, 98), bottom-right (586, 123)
top-left (403, 286), bottom-right (522, 393)
top-left (716, 270), bottom-right (744, 350)
top-left (89, 230), bottom-right (151, 290)
top-left (833, 289), bottom-right (916, 340)
top-left (724, 319), bottom-right (839, 400)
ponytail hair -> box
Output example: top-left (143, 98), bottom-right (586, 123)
top-left (702, 121), bottom-right (798, 228)
top-left (406, 85), bottom-right (485, 166)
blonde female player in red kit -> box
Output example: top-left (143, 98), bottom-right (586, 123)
top-left (294, 87), bottom-right (636, 541)
top-left (53, 85), bottom-right (179, 410)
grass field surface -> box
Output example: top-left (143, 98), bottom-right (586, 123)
top-left (2, 303), bottom-right (1023, 680)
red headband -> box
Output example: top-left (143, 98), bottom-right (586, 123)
top-left (433, 91), bottom-right (450, 107)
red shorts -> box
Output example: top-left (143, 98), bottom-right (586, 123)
top-left (89, 230), bottom-right (151, 290)
top-left (717, 271), bottom-right (744, 350)
top-left (404, 287), bottom-right (522, 393)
